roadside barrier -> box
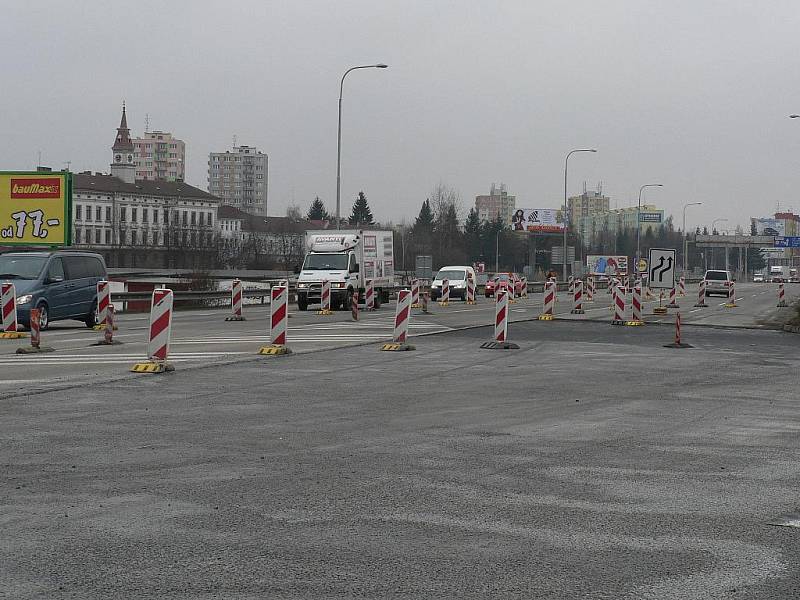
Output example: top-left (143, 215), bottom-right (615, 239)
top-left (365, 279), bottom-right (375, 311)
top-left (317, 280), bottom-right (334, 315)
top-left (627, 281), bottom-right (644, 326)
top-left (678, 276), bottom-right (686, 297)
top-left (93, 280), bottom-right (112, 330)
top-left (586, 276), bottom-right (595, 302)
top-left (410, 279), bottom-right (421, 308)
top-left (612, 284), bottom-right (626, 325)
top-left (16, 307), bottom-right (54, 354)
top-left (538, 280), bottom-right (556, 320)
top-left (481, 289), bottom-right (519, 349)
top-left (382, 289), bottom-right (415, 351)
top-left (777, 283), bottom-right (787, 308)
top-left (0, 283), bottom-right (26, 339)
top-left (664, 312), bottom-right (693, 348)
top-left (666, 286), bottom-right (680, 309)
top-left (568, 276), bottom-right (574, 295)
top-left (508, 279), bottom-right (517, 304)
top-left (351, 291), bottom-right (359, 321)
top-left (440, 278), bottom-right (450, 306)
top-left (131, 288), bottom-right (175, 373)
top-left (259, 285), bottom-right (292, 355)
top-left (225, 278), bottom-right (246, 321)
top-left (571, 280), bottom-right (585, 314)
top-left (466, 276), bottom-right (476, 304)
top-left (93, 305), bottom-right (122, 346)
top-left (607, 277), bottom-right (616, 295)
top-left (520, 277), bottom-right (528, 299)
top-left (724, 281), bottom-right (738, 308)
top-left (694, 279), bottom-right (708, 307)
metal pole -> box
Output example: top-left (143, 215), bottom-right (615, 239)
top-left (563, 148), bottom-right (597, 281)
top-left (335, 64), bottom-right (388, 230)
top-left (495, 230), bottom-right (500, 273)
top-left (637, 183), bottom-right (663, 276)
top-left (682, 202), bottom-right (702, 275)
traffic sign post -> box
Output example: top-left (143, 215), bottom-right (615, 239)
top-left (647, 248), bottom-right (677, 290)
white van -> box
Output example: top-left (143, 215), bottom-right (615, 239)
top-left (430, 265), bottom-right (476, 301)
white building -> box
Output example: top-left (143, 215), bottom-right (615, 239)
top-left (133, 131), bottom-right (186, 182)
top-left (208, 145), bottom-right (269, 217)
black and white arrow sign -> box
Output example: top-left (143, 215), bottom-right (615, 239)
top-left (647, 248), bottom-right (676, 289)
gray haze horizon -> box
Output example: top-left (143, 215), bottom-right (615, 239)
top-left (2, 1), bottom-right (799, 231)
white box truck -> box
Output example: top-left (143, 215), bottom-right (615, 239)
top-left (296, 230), bottom-right (395, 311)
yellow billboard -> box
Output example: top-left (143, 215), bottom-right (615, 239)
top-left (0, 171), bottom-right (72, 246)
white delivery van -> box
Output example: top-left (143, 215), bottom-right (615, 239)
top-left (430, 265), bottom-right (477, 301)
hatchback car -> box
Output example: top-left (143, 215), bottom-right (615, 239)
top-left (703, 269), bottom-right (733, 297)
top-left (0, 250), bottom-right (107, 329)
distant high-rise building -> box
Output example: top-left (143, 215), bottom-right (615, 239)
top-left (566, 185), bottom-right (611, 242)
top-left (475, 183), bottom-right (516, 223)
top-left (207, 145), bottom-right (269, 216)
top-left (133, 131), bottom-right (186, 182)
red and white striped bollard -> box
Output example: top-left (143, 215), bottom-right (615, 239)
top-left (225, 278), bottom-right (245, 321)
top-left (466, 276), bottom-right (476, 304)
top-left (694, 279), bottom-right (708, 307)
top-left (629, 281), bottom-right (643, 325)
top-left (382, 289), bottom-right (414, 351)
top-left (365, 279), bottom-right (375, 311)
top-left (539, 280), bottom-right (556, 320)
top-left (1, 283), bottom-right (25, 338)
top-left (777, 283), bottom-right (787, 308)
top-left (611, 284), bottom-right (626, 325)
top-left (95, 280), bottom-right (111, 329)
top-left (666, 286), bottom-right (680, 308)
top-left (571, 279), bottom-right (585, 314)
top-left (131, 288), bottom-right (174, 372)
top-left (410, 279), bottom-right (420, 308)
top-left (318, 280), bottom-right (333, 315)
top-left (258, 284), bottom-right (292, 355)
top-left (440, 278), bottom-right (450, 305)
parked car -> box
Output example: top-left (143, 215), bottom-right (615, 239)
top-left (430, 266), bottom-right (477, 300)
top-left (0, 250), bottom-right (107, 329)
top-left (703, 269), bottom-right (733, 297)
top-left (485, 272), bottom-right (521, 298)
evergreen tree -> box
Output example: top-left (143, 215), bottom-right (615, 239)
top-left (348, 191), bottom-right (374, 226)
top-left (750, 219), bottom-right (758, 236)
top-left (748, 248), bottom-right (766, 272)
top-left (414, 198), bottom-right (435, 230)
top-left (306, 196), bottom-right (329, 221)
top-left (463, 208), bottom-right (482, 262)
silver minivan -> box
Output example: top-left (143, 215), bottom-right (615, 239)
top-left (704, 269), bottom-right (733, 297)
top-left (0, 251), bottom-right (107, 329)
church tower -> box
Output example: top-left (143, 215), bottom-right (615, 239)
top-left (111, 103), bottom-right (135, 183)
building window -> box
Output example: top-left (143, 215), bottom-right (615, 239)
top-left (152, 209), bottom-right (158, 224)
top-left (86, 206), bottom-right (93, 222)
top-left (75, 205), bottom-right (82, 221)
top-left (95, 229), bottom-right (101, 244)
top-left (199, 212), bottom-right (204, 226)
top-left (74, 228), bottom-right (81, 244)
top-left (191, 211), bottom-right (196, 226)
top-left (142, 208), bottom-right (148, 223)
top-left (105, 229), bottom-right (111, 245)
top-left (105, 207), bottom-right (112, 222)
top-left (182, 211), bottom-right (187, 226)
top-left (96, 206), bottom-right (102, 221)
top-left (120, 207), bottom-right (126, 222)
top-left (164, 210), bottom-right (169, 224)
top-left (131, 230), bottom-right (138, 245)
top-left (131, 207), bottom-right (137, 223)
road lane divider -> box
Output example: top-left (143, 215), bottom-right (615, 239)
top-left (626, 281), bottom-right (644, 326)
top-left (16, 308), bottom-right (54, 354)
top-left (538, 280), bottom-right (556, 320)
top-left (93, 280), bottom-right (117, 331)
top-left (439, 278), bottom-right (450, 307)
top-left (410, 279), bottom-right (421, 308)
top-left (0, 283), bottom-right (26, 339)
top-left (316, 280), bottom-right (334, 316)
top-left (131, 288), bottom-right (175, 373)
top-left (664, 312), bottom-right (693, 348)
top-left (611, 284), bottom-right (626, 325)
top-left (777, 283), bottom-right (787, 308)
top-left (482, 289), bottom-right (518, 350)
top-left (382, 289), bottom-right (415, 351)
top-left (225, 278), bottom-right (246, 321)
top-left (571, 280), bottom-right (585, 315)
top-left (694, 279), bottom-right (708, 307)
top-left (466, 275), bottom-right (477, 304)
top-left (258, 284), bottom-right (292, 356)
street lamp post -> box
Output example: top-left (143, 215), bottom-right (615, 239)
top-left (682, 202), bottom-right (702, 275)
top-left (636, 183), bottom-right (662, 276)
top-left (336, 63), bottom-right (388, 230)
top-left (495, 229), bottom-right (500, 274)
top-left (563, 148), bottom-right (597, 281)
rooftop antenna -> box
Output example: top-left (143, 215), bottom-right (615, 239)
top-left (64, 161), bottom-right (71, 171)
top-left (145, 113), bottom-right (150, 133)
top-left (233, 134), bottom-right (237, 149)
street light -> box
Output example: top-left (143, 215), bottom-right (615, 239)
top-left (790, 115), bottom-right (800, 118)
top-left (563, 148), bottom-right (597, 280)
top-left (682, 202), bottom-right (702, 274)
top-left (636, 183), bottom-right (663, 275)
top-left (335, 63), bottom-right (388, 230)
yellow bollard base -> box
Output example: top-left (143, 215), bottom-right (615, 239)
top-left (466, 300), bottom-right (477, 305)
top-left (224, 316), bottom-right (246, 322)
top-left (381, 342), bottom-right (415, 352)
top-left (258, 345), bottom-right (292, 356)
top-left (653, 307), bottom-right (668, 315)
top-left (723, 302), bottom-right (738, 308)
top-left (0, 331), bottom-right (27, 339)
top-left (439, 301), bottom-right (450, 307)
top-left (130, 361), bottom-right (174, 374)
top-left (538, 314), bottom-right (554, 321)
top-left (315, 309), bottom-right (334, 316)
top-left (411, 303), bottom-right (422, 309)
top-left (93, 324), bottom-right (119, 330)
top-left (624, 320), bottom-right (644, 326)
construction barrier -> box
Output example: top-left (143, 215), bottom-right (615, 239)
top-left (611, 284), bottom-right (626, 325)
top-left (724, 281), bottom-right (737, 308)
top-left (571, 280), bottom-right (585, 314)
top-left (93, 280), bottom-right (111, 330)
top-left (586, 276), bottom-right (595, 302)
top-left (131, 288), bottom-right (175, 372)
top-left (0, 283), bottom-right (26, 339)
top-left (365, 279), bottom-right (375, 311)
top-left (317, 280), bottom-right (334, 315)
top-left (694, 279), bottom-right (708, 307)
top-left (351, 291), bottom-right (359, 321)
top-left (382, 289), bottom-right (415, 351)
top-left (225, 278), bottom-right (246, 321)
top-left (627, 281), bottom-right (644, 326)
top-left (778, 283), bottom-right (787, 308)
top-left (520, 277), bottom-right (528, 299)
top-left (410, 279), bottom-right (421, 308)
top-left (15, 307), bottom-right (54, 354)
top-left (466, 276), bottom-right (476, 304)
top-left (481, 289), bottom-right (519, 349)
top-left (259, 285), bottom-right (292, 355)
top-left (508, 279), bottom-right (516, 304)
top-left (440, 278), bottom-right (450, 306)
top-left (678, 276), bottom-right (686, 297)
top-left (666, 286), bottom-right (680, 309)
top-left (664, 312), bottom-right (693, 348)
top-left (538, 280), bottom-right (556, 320)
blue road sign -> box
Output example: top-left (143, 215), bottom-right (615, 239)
top-left (774, 237), bottom-right (800, 248)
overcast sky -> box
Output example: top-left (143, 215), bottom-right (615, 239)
top-left (2, 1), bottom-right (799, 231)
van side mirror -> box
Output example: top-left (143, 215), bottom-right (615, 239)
top-left (46, 275), bottom-right (64, 284)
top-left (351, 263), bottom-right (359, 273)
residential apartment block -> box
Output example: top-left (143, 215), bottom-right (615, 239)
top-left (208, 145), bottom-right (269, 217)
top-left (475, 183), bottom-right (515, 223)
top-left (133, 131), bottom-right (186, 182)
top-left (578, 204), bottom-right (664, 247)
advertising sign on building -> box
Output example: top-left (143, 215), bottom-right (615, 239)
top-left (586, 255), bottom-right (629, 276)
top-left (638, 212), bottom-right (663, 223)
top-left (0, 171), bottom-right (72, 246)
top-left (752, 218), bottom-right (785, 237)
top-left (511, 208), bottom-right (564, 233)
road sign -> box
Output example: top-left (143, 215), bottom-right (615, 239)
top-left (637, 258), bottom-right (648, 273)
top-left (774, 236), bottom-right (800, 248)
top-left (648, 248), bottom-right (676, 289)
top-left (0, 171), bottom-right (72, 246)
top-left (415, 255), bottom-right (433, 280)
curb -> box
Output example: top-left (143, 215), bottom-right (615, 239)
top-left (783, 324), bottom-right (800, 334)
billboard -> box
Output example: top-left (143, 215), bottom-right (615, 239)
top-left (751, 218), bottom-right (785, 237)
top-left (0, 171), bottom-right (72, 246)
top-left (587, 255), bottom-right (628, 276)
top-left (511, 208), bottom-right (564, 233)
top-left (639, 212), bottom-right (663, 223)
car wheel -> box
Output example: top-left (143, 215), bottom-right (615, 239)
top-left (36, 301), bottom-right (50, 330)
top-left (84, 299), bottom-right (99, 328)
top-left (341, 289), bottom-right (353, 311)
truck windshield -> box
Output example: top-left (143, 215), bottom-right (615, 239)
top-left (436, 269), bottom-right (466, 281)
top-left (303, 253), bottom-right (348, 271)
top-left (0, 255), bottom-right (47, 279)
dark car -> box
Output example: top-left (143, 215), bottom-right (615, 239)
top-left (0, 250), bottom-right (107, 329)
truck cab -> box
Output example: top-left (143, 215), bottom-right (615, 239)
top-left (297, 234), bottom-right (360, 311)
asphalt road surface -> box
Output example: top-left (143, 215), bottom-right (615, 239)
top-left (2, 285), bottom-right (800, 598)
